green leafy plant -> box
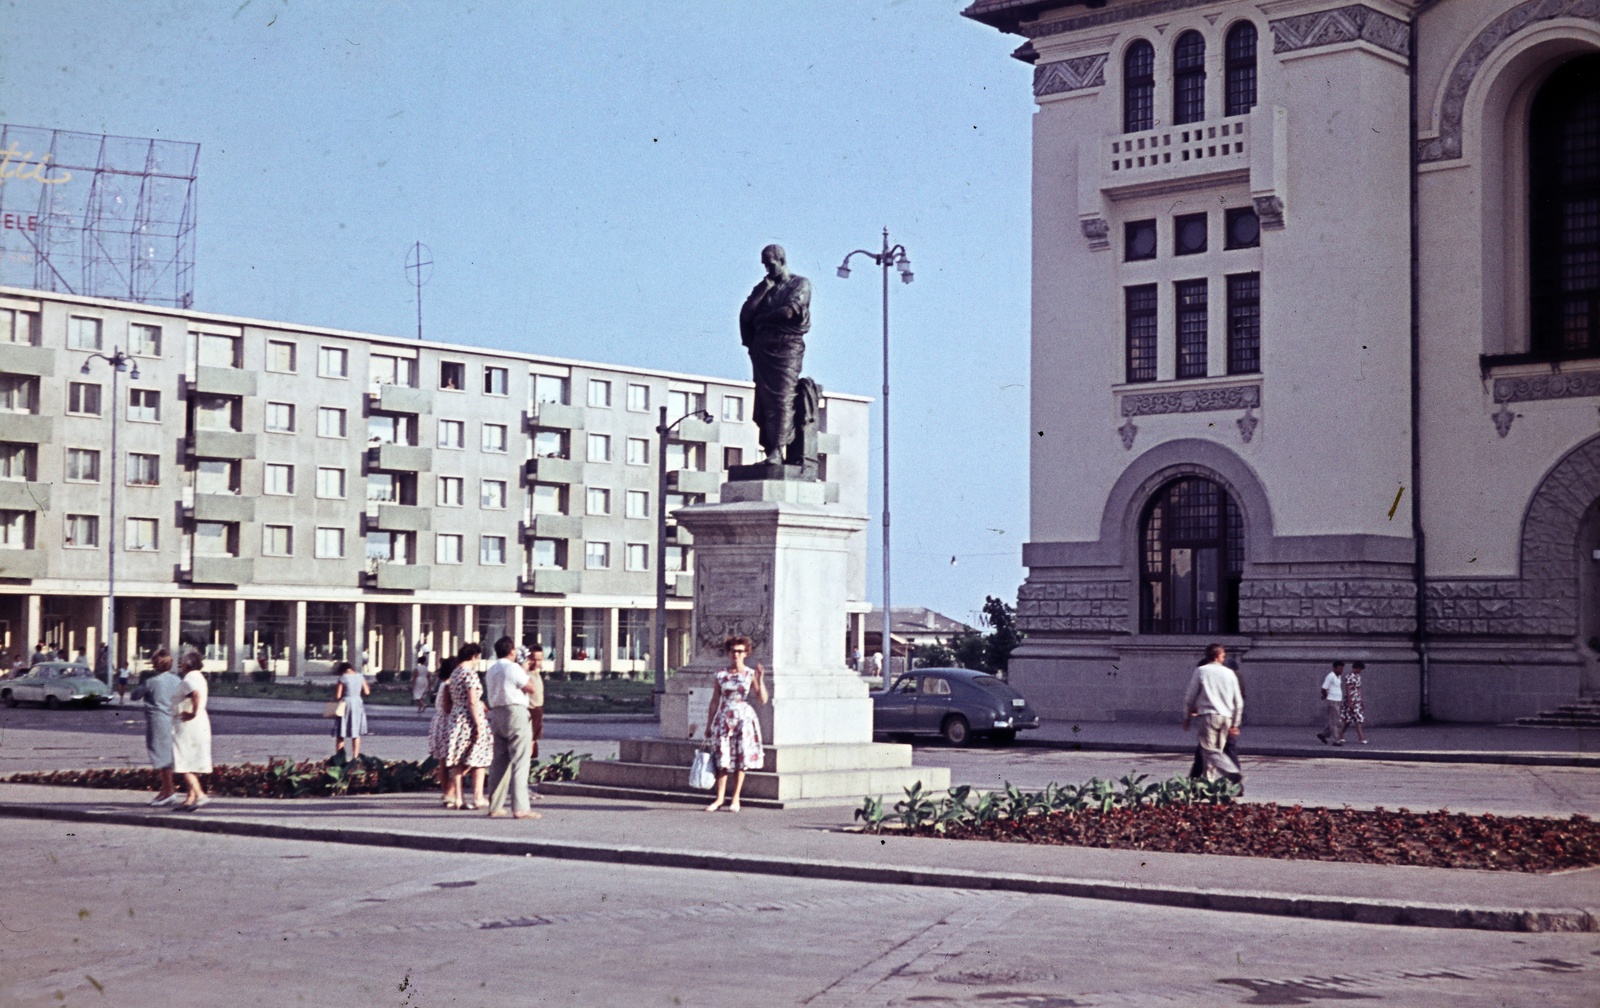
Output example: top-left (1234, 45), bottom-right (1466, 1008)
top-left (531, 750), bottom-right (592, 783)
top-left (894, 781), bottom-right (940, 830)
top-left (854, 795), bottom-right (886, 832)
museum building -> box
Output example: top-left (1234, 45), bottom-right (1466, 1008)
top-left (0, 285), bottom-right (871, 677)
top-left (964, 0), bottom-right (1600, 723)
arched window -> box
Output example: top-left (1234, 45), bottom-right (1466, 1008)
top-left (1140, 477), bottom-right (1243, 634)
top-left (1124, 41), bottom-right (1155, 133)
top-left (1174, 31), bottom-right (1206, 125)
top-left (1530, 54), bottom-right (1600, 359)
top-left (1224, 23), bottom-right (1257, 116)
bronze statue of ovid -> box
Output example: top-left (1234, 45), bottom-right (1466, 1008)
top-left (739, 244), bottom-right (813, 467)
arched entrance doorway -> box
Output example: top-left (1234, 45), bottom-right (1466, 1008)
top-left (1139, 476), bottom-right (1243, 634)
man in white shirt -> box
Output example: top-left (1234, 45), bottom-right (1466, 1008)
top-left (483, 636), bottom-right (542, 819)
top-left (1181, 644), bottom-right (1244, 783)
top-left (1317, 660), bottom-right (1346, 746)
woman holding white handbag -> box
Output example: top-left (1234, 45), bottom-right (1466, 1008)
top-left (702, 636), bottom-right (768, 812)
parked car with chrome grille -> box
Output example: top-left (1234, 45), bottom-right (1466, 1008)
top-left (871, 668), bottom-right (1040, 746)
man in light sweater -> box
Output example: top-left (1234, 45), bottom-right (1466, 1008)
top-left (1316, 660), bottom-right (1346, 746)
top-left (483, 635), bottom-right (543, 820)
top-left (1182, 644), bottom-right (1244, 784)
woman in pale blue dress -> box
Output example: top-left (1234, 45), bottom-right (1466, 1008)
top-left (331, 661), bottom-right (370, 759)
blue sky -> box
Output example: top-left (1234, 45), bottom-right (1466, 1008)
top-left (1, 0), bottom-right (1034, 627)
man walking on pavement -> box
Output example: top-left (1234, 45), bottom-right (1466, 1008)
top-left (1317, 660), bottom-right (1346, 746)
top-left (483, 635), bottom-right (542, 819)
top-left (1182, 644), bottom-right (1244, 785)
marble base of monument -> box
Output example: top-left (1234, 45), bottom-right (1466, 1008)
top-left (727, 460), bottom-right (819, 483)
top-left (543, 476), bottom-right (950, 808)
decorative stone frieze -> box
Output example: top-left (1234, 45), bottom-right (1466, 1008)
top-left (1120, 383), bottom-right (1260, 417)
top-left (1080, 217), bottom-right (1111, 251)
top-left (1424, 579), bottom-right (1576, 637)
top-left (1493, 370), bottom-right (1600, 403)
top-left (1021, 0), bottom-right (1251, 38)
top-left (1017, 580), bottom-right (1132, 633)
top-left (1253, 194), bottom-right (1285, 231)
top-left (1237, 406), bottom-right (1259, 443)
top-left (1118, 417), bottom-right (1139, 450)
top-left (1034, 54), bottom-right (1108, 96)
top-left (1237, 579), bottom-right (1417, 635)
top-left (1268, 5), bottom-right (1410, 57)
top-left (1418, 0), bottom-right (1600, 163)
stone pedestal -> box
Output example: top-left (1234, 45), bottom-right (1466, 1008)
top-left (544, 479), bottom-right (949, 808)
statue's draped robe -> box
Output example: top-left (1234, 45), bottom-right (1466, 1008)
top-left (739, 274), bottom-right (812, 457)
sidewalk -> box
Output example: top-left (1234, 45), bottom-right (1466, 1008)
top-left (204, 695), bottom-right (655, 723)
top-left (1, 781), bottom-right (1593, 934)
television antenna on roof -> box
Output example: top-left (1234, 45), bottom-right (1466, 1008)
top-left (404, 241), bottom-right (433, 340)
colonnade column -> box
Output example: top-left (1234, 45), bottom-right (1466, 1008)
top-left (511, 606), bottom-right (525, 653)
top-left (289, 600), bottom-right (308, 678)
top-left (228, 599), bottom-right (246, 676)
top-left (462, 605), bottom-right (476, 650)
top-left (558, 606), bottom-right (573, 675)
top-left (165, 598), bottom-right (181, 655)
top-left (350, 601), bottom-right (366, 673)
top-left (24, 594), bottom-right (41, 655)
top-left (405, 603), bottom-right (422, 669)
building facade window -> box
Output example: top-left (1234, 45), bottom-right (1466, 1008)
top-left (0, 509), bottom-right (33, 548)
top-left (67, 382), bottom-right (102, 416)
top-left (195, 521), bottom-right (238, 556)
top-left (533, 429), bottom-right (568, 458)
top-left (264, 463), bottom-right (295, 496)
top-left (436, 533), bottom-right (464, 564)
top-left (665, 544), bottom-right (689, 572)
top-left (532, 483), bottom-right (566, 515)
top-left (482, 423), bottom-right (508, 453)
top-left (585, 541), bottom-right (611, 570)
top-left (368, 472), bottom-right (399, 503)
top-left (588, 379), bottom-right (612, 407)
top-left (625, 489), bottom-right (649, 519)
top-left (625, 542), bottom-right (649, 571)
top-left (1173, 31), bottom-right (1206, 125)
top-left (722, 395), bottom-right (744, 422)
top-left (263, 525), bottom-right (293, 556)
top-left (587, 433), bottom-right (612, 462)
top-left (366, 531), bottom-right (412, 564)
top-left (316, 467), bottom-right (346, 499)
top-left (127, 453), bottom-right (160, 486)
top-left (126, 517), bottom-right (159, 551)
top-left (128, 389), bottom-right (160, 422)
top-left (318, 346), bottom-right (349, 378)
top-left (531, 537), bottom-right (564, 569)
top-left (1, 308), bottom-right (39, 345)
top-left (438, 361), bottom-right (465, 390)
top-left (534, 375), bottom-right (568, 405)
top-left (665, 441), bottom-right (705, 471)
top-left (1224, 207), bottom-right (1259, 249)
top-left (483, 366), bottom-right (509, 396)
top-left (1174, 212), bottom-right (1207, 255)
top-left (65, 513), bottom-right (99, 547)
top-left (1140, 477), bottom-right (1242, 634)
top-left (1227, 272), bottom-right (1261, 374)
top-left (0, 374), bottom-right (39, 413)
top-left (66, 448), bottom-right (100, 482)
top-left (480, 535), bottom-right (507, 565)
top-left (317, 407), bottom-right (347, 438)
top-left (196, 459), bottom-right (241, 495)
top-left (1224, 22), bottom-right (1258, 116)
top-left (0, 442), bottom-right (36, 481)
top-left (437, 476), bottom-right (464, 506)
top-left (438, 419), bottom-right (465, 448)
top-left (265, 402), bottom-right (295, 433)
top-left (129, 323), bottom-right (162, 357)
top-left (626, 383), bottom-right (650, 412)
top-left (68, 316), bottom-right (103, 351)
top-left (370, 354), bottom-right (416, 389)
top-left (1124, 40), bottom-right (1155, 133)
top-left (266, 340), bottom-right (296, 372)
top-left (193, 394), bottom-right (241, 431)
top-left (198, 333), bottom-right (241, 368)
top-left (480, 479), bottom-right (507, 509)
top-left (723, 446), bottom-right (743, 470)
top-left (1125, 285), bottom-right (1158, 383)
top-left (1175, 279), bottom-right (1209, 379)
top-left (1530, 54), bottom-right (1600, 358)
top-left (667, 390), bottom-right (705, 417)
top-left (587, 487), bottom-right (611, 515)
top-left (1125, 219), bottom-right (1157, 261)
top-left (315, 527), bottom-right (346, 558)
top-left (626, 437), bottom-right (649, 465)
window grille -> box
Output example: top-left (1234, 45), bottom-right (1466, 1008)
top-left (1125, 285), bottom-right (1158, 383)
top-left (1173, 31), bottom-right (1206, 126)
top-left (1224, 23), bottom-right (1257, 117)
top-left (1530, 55), bottom-right (1600, 358)
top-left (1124, 41), bottom-right (1155, 133)
top-left (1227, 273), bottom-right (1261, 374)
top-left (1175, 279), bottom-right (1208, 379)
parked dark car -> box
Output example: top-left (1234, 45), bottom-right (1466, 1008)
top-left (871, 668), bottom-right (1040, 746)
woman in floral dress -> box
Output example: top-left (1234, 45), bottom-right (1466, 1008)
top-left (1338, 661), bottom-right (1368, 744)
top-left (443, 644), bottom-right (492, 808)
top-left (426, 654), bottom-right (459, 805)
top-left (703, 636), bottom-right (768, 812)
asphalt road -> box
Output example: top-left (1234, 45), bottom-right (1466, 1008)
top-left (1, 818), bottom-right (1596, 1008)
top-left (3, 704), bottom-right (1597, 816)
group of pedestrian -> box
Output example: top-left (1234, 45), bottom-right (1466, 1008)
top-left (1317, 660), bottom-right (1368, 745)
top-left (134, 648), bottom-right (213, 811)
top-left (426, 637), bottom-right (545, 818)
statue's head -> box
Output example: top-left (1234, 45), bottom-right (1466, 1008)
top-left (761, 244), bottom-right (788, 279)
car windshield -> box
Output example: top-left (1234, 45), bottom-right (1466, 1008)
top-left (969, 674), bottom-right (1021, 699)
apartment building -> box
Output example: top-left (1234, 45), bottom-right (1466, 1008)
top-left (0, 285), bottom-right (870, 677)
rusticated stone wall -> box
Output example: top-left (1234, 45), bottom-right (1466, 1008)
top-left (1237, 579), bottom-right (1415, 635)
top-left (1016, 580), bottom-right (1131, 633)
top-left (1425, 581), bottom-right (1577, 637)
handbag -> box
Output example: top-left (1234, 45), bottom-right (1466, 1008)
top-left (322, 700), bottom-right (347, 719)
top-left (688, 748), bottom-right (716, 790)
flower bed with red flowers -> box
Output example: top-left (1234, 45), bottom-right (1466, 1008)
top-left (911, 804), bottom-right (1600, 873)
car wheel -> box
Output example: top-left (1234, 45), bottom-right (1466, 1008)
top-left (942, 715), bottom-right (970, 747)
top-left (1, 691), bottom-right (14, 708)
top-left (989, 729), bottom-right (1017, 746)
top-left (45, 695), bottom-right (61, 710)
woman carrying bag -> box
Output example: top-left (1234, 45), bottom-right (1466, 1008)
top-left (702, 636), bottom-right (768, 812)
top-left (330, 661), bottom-right (370, 760)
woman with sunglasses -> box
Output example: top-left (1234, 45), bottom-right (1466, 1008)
top-left (703, 636), bottom-right (768, 812)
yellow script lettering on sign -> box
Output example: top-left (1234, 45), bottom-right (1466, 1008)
top-left (0, 146), bottom-right (72, 185)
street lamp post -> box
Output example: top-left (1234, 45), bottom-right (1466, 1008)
top-left (79, 347), bottom-right (140, 681)
top-left (653, 404), bottom-right (714, 713)
top-left (836, 229), bottom-right (913, 691)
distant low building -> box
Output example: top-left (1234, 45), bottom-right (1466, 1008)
top-left (863, 607), bottom-right (976, 659)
